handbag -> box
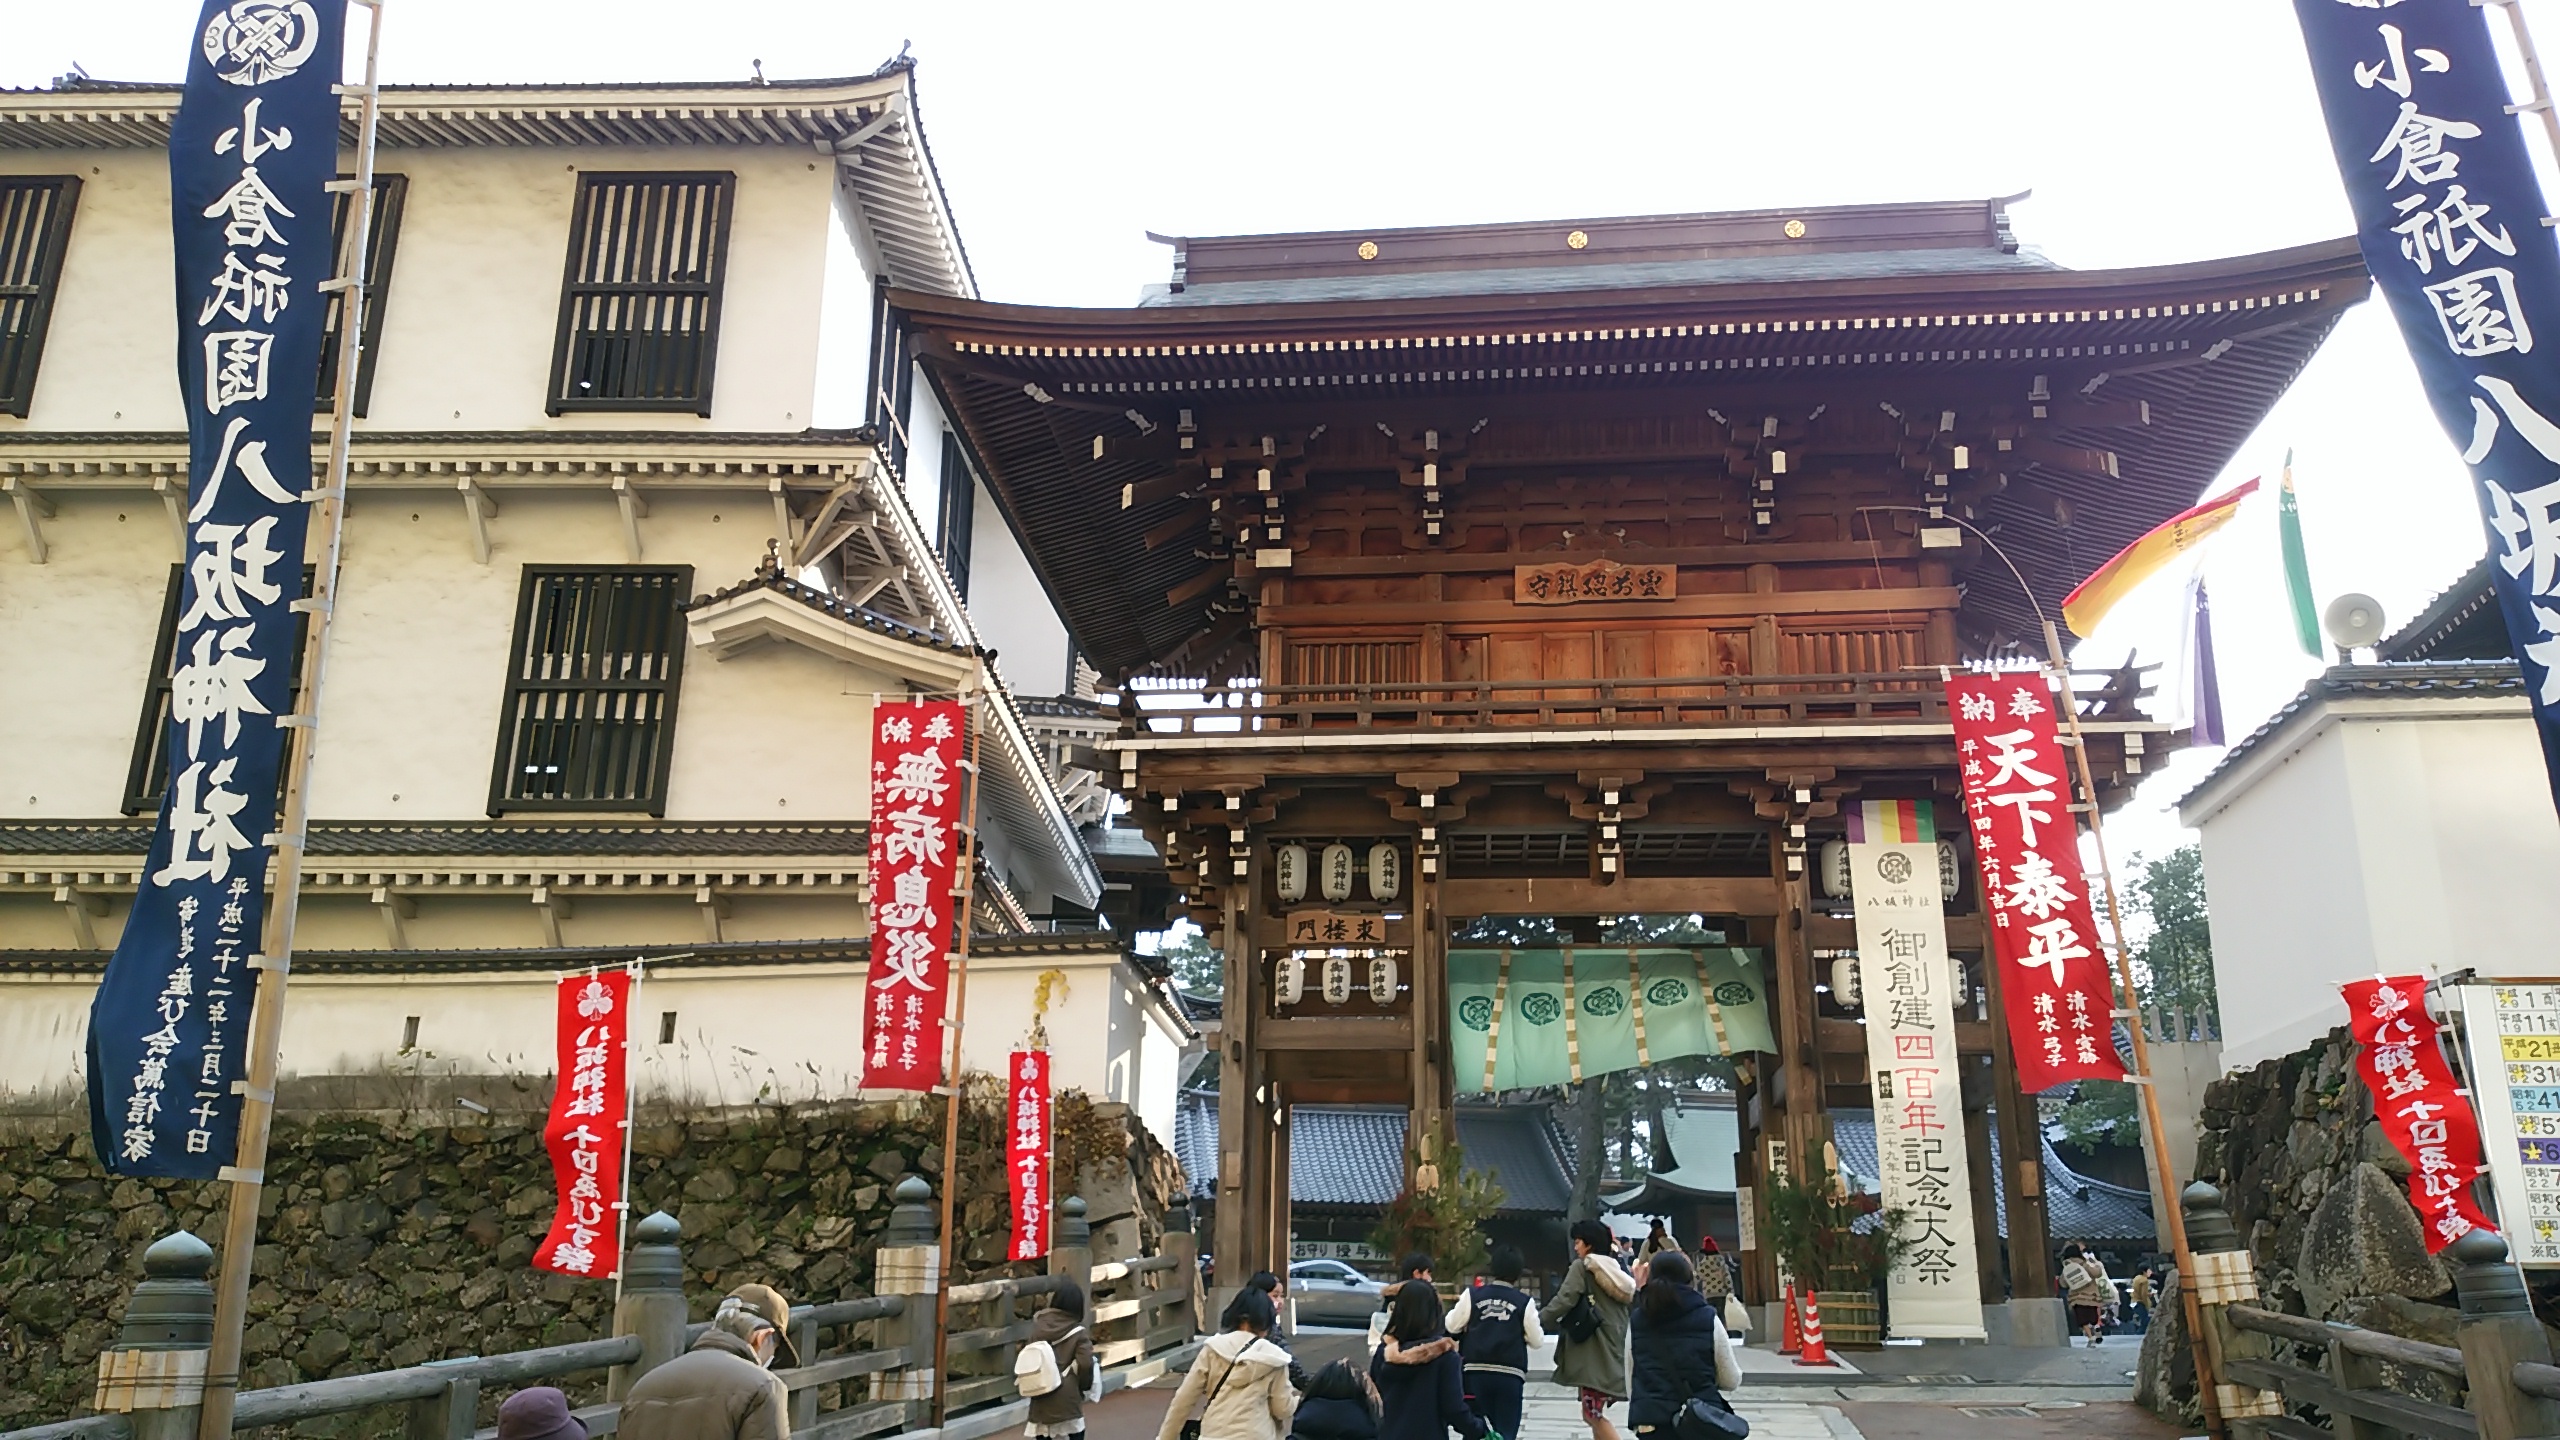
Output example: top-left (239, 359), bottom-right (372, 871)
top-left (1560, 1292), bottom-right (1601, 1343)
top-left (1177, 1347), bottom-right (1240, 1440)
top-left (1675, 1393), bottom-right (1751, 1440)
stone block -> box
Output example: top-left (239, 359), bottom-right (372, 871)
top-left (2295, 1161), bottom-right (2449, 1321)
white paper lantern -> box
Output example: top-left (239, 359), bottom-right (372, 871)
top-left (1368, 957), bottom-right (1399, 1005)
top-left (1322, 957), bottom-right (1353, 1005)
top-left (1937, 840), bottom-right (1962, 901)
top-left (1818, 840), bottom-right (1852, 899)
top-left (1275, 844), bottom-right (1309, 903)
top-left (1368, 843), bottom-right (1402, 901)
top-left (1320, 843), bottom-right (1355, 902)
top-left (1829, 956), bottom-right (1862, 1008)
top-left (1275, 956), bottom-right (1305, 1006)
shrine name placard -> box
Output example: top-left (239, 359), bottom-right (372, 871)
top-left (1515, 558), bottom-right (1676, 605)
top-left (1284, 910), bottom-right (1402, 947)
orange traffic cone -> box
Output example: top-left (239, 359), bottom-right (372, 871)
top-left (1796, 1290), bottom-right (1830, 1367)
top-left (1779, 1283), bottom-right (1802, 1354)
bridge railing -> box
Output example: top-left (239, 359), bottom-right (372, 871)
top-left (13, 1182), bottom-right (1200, 1440)
top-left (2176, 1181), bottom-right (2558, 1440)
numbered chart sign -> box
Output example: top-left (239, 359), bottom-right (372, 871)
top-left (2457, 982), bottom-right (2560, 1266)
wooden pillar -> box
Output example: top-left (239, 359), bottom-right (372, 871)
top-left (1213, 847), bottom-right (1256, 1303)
top-left (1768, 859), bottom-right (1826, 1180)
top-left (1962, 1053), bottom-right (2005, 1305)
top-left (1980, 932), bottom-right (2055, 1322)
top-left (1267, 1100), bottom-right (1293, 1272)
top-left (1747, 565), bottom-right (1780, 676)
top-left (1411, 857), bottom-right (1451, 1187)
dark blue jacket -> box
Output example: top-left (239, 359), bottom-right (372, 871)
top-left (1289, 1394), bottom-right (1379, 1440)
top-left (1368, 1342), bottom-right (1488, 1440)
top-left (1627, 1287), bottom-right (1729, 1432)
top-left (1453, 1283), bottom-right (1532, 1376)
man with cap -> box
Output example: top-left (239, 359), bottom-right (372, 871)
top-left (620, 1283), bottom-right (799, 1440)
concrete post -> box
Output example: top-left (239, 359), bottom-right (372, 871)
top-left (609, 1211), bottom-right (688, 1402)
top-left (2180, 1182), bottom-right (2275, 1428)
top-left (1161, 1200), bottom-right (1201, 1338)
top-left (2451, 1228), bottom-right (2560, 1440)
top-left (872, 1176), bottom-right (941, 1424)
top-left (93, 1232), bottom-right (215, 1440)
top-left (1050, 1196), bottom-right (1094, 1326)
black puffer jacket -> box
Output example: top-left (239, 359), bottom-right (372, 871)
top-left (1289, 1394), bottom-right (1379, 1440)
top-left (1626, 1287), bottom-right (1734, 1432)
top-left (1367, 1339), bottom-right (1487, 1440)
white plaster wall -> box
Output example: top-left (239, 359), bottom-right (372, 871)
top-left (0, 491), bottom-right (176, 816)
top-left (905, 368), bottom-right (949, 529)
top-left (2194, 707), bottom-right (2560, 1071)
top-left (0, 948), bottom-right (1150, 1110)
top-left (0, 145), bottom-right (835, 434)
top-left (970, 486), bottom-right (1074, 696)
top-left (810, 184), bottom-right (875, 431)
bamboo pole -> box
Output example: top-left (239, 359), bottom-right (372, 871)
top-left (2040, 618), bottom-right (2221, 1440)
top-left (931, 668), bottom-right (988, 1427)
top-left (198, 8), bottom-right (382, 1436)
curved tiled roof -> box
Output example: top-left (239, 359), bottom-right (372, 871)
top-left (0, 928), bottom-right (1125, 977)
top-left (0, 820), bottom-right (868, 859)
top-left (1173, 1090), bottom-right (1575, 1215)
top-left (1830, 1108), bottom-right (2155, 1243)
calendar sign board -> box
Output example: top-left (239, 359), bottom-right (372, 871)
top-left (2456, 981), bottom-right (2560, 1266)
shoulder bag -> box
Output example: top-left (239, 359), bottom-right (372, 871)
top-left (1674, 1392), bottom-right (1751, 1440)
top-left (1178, 1348), bottom-right (1241, 1440)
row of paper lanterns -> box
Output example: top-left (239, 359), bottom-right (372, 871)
top-left (1815, 839), bottom-right (1962, 901)
top-left (1276, 955), bottom-right (1400, 1006)
top-left (1272, 842), bottom-right (1402, 903)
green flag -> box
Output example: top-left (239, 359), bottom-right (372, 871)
top-left (1447, 947), bottom-right (1774, 1093)
top-left (2279, 452), bottom-right (2322, 657)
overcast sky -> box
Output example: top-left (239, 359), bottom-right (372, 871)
top-left (10, 0), bottom-right (2553, 869)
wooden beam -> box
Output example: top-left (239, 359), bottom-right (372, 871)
top-left (1255, 586), bottom-right (1961, 627)
top-left (1439, 875), bottom-right (1779, 916)
top-left (1165, 565), bottom-right (1228, 608)
top-left (1281, 539), bottom-right (1924, 578)
top-left (1258, 1015), bottom-right (1415, 1050)
top-left (1143, 503), bottom-right (1211, 552)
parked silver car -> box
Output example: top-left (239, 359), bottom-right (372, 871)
top-left (1288, 1258), bottom-right (1388, 1327)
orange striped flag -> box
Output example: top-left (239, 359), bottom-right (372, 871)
top-left (2061, 478), bottom-right (2259, 638)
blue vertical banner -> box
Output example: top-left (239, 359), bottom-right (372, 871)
top-left (2294, 0), bottom-right (2560, 812)
top-left (86, 0), bottom-right (344, 1178)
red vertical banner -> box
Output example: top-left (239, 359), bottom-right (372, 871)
top-left (1945, 671), bottom-right (2130, 1093)
top-left (534, 970), bottom-right (631, 1278)
top-left (2343, 976), bottom-right (2497, 1252)
top-left (1008, 1049), bottom-right (1053, 1261)
top-left (862, 699), bottom-right (966, 1091)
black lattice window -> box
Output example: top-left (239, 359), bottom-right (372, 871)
top-left (937, 430), bottom-right (976, 601)
top-left (315, 173), bottom-right (407, 416)
top-left (0, 176), bottom-right (81, 418)
top-left (546, 173), bottom-right (734, 415)
top-left (489, 567), bottom-right (692, 814)
top-left (123, 564), bottom-right (314, 815)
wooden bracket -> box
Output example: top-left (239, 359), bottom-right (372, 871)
top-left (4, 476), bottom-right (53, 563)
top-left (457, 477), bottom-right (498, 565)
top-left (612, 475), bottom-right (647, 562)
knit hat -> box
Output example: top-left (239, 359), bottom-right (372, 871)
top-left (495, 1388), bottom-right (586, 1440)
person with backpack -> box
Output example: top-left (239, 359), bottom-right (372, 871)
top-left (1017, 1281), bottom-right (1098, 1440)
top-left (2060, 1243), bottom-right (2112, 1348)
top-left (1369, 1280), bottom-right (1491, 1440)
top-left (1541, 1219), bottom-right (1637, 1440)
top-left (1156, 1289), bottom-right (1297, 1440)
top-left (1290, 1360), bottom-right (1382, 1440)
top-left (1625, 1251), bottom-right (1741, 1440)
top-left (1444, 1247), bottom-right (1540, 1440)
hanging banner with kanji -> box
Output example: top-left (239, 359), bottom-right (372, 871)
top-left (1008, 1049), bottom-right (1053, 1262)
top-left (2293, 0), bottom-right (2560, 814)
top-left (1946, 672), bottom-right (2128, 1093)
top-left (87, 0), bottom-right (346, 1178)
top-left (2344, 975), bottom-right (2497, 1252)
top-left (1846, 801), bottom-right (1985, 1339)
top-left (534, 970), bottom-right (632, 1278)
top-left (861, 699), bottom-right (965, 1090)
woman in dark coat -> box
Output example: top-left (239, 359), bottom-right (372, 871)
top-left (1290, 1360), bottom-right (1381, 1440)
top-left (1625, 1251), bottom-right (1741, 1437)
top-left (1368, 1282), bottom-right (1491, 1440)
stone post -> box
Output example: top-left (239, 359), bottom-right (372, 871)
top-left (2451, 1228), bottom-right (2560, 1440)
top-left (872, 1176), bottom-right (941, 1425)
top-left (2180, 1181), bottom-right (2275, 1429)
top-left (93, 1231), bottom-right (215, 1440)
top-left (1050, 1196), bottom-right (1094, 1327)
top-left (1161, 1199), bottom-right (1201, 1339)
top-left (609, 1211), bottom-right (688, 1402)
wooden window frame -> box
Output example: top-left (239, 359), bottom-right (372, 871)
top-left (937, 429), bottom-right (976, 601)
top-left (123, 564), bottom-right (315, 816)
top-left (0, 175), bottom-right (83, 419)
top-left (487, 565), bottom-right (693, 816)
top-left (315, 172), bottom-right (407, 417)
top-left (545, 172), bottom-right (735, 417)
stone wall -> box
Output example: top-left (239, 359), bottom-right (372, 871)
top-left (0, 1086), bottom-right (1187, 1431)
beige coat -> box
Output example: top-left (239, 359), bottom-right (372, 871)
top-left (1155, 1330), bottom-right (1297, 1440)
top-left (619, 1329), bottom-right (790, 1440)
top-left (2062, 1256), bottom-right (2112, 1309)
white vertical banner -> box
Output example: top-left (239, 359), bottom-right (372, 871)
top-left (1847, 799), bottom-right (1985, 1339)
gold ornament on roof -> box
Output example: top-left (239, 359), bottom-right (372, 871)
top-left (1356, 240), bottom-right (1380, 260)
top-left (1783, 219), bottom-right (1808, 239)
top-left (1565, 230), bottom-right (1589, 250)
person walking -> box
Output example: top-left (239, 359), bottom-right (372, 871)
top-left (2128, 1269), bottom-right (2155, 1335)
top-left (1290, 1360), bottom-right (1382, 1440)
top-left (1625, 1251), bottom-right (1741, 1440)
top-left (1541, 1219), bottom-right (1637, 1440)
top-left (1445, 1246), bottom-right (1541, 1440)
top-left (1371, 1254), bottom-right (1438, 1355)
top-left (2060, 1243), bottom-right (2112, 1347)
top-left (1157, 1290), bottom-right (1298, 1440)
top-left (1226, 1271), bottom-right (1310, 1391)
top-left (1023, 1281), bottom-right (1097, 1440)
top-left (1370, 1281), bottom-right (1491, 1440)
top-left (619, 1283), bottom-right (798, 1440)
top-left (1639, 1220), bottom-right (1674, 1261)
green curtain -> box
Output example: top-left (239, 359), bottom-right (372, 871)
top-left (1447, 947), bottom-right (1775, 1093)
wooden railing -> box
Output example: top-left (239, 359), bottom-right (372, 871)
top-left (15, 1187), bottom-right (1200, 1440)
top-left (1125, 667), bottom-right (2159, 736)
top-left (2178, 1182), bottom-right (2558, 1440)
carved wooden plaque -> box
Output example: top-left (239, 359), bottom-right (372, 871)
top-left (1284, 909), bottom-right (1402, 947)
top-left (1514, 558), bottom-right (1677, 604)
